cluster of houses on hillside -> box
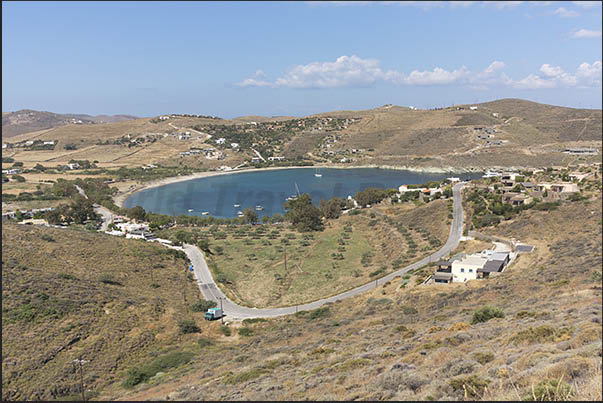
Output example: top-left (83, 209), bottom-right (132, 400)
top-left (479, 170), bottom-right (585, 205)
top-left (433, 249), bottom-right (513, 284)
top-left (474, 127), bottom-right (505, 147)
top-left (179, 147), bottom-right (225, 160)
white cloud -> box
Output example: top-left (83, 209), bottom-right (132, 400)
top-left (552, 7), bottom-right (579, 17)
top-left (510, 61), bottom-right (601, 89)
top-left (236, 57), bottom-right (601, 90)
top-left (484, 61), bottom-right (506, 74)
top-left (570, 28), bottom-right (603, 38)
top-left (272, 55), bottom-right (384, 88)
top-left (234, 70), bottom-right (274, 87)
top-left (576, 61), bottom-right (603, 86)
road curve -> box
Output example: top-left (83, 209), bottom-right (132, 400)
top-left (182, 182), bottom-right (467, 320)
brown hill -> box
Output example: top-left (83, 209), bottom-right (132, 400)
top-left (2, 99), bottom-right (601, 170)
top-left (1, 110), bottom-right (138, 138)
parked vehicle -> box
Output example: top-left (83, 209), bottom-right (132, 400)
top-left (205, 307), bottom-right (223, 321)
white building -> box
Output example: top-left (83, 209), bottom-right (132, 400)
top-left (451, 255), bottom-right (487, 282)
top-left (230, 142), bottom-right (239, 149)
top-left (470, 106), bottom-right (478, 110)
top-left (66, 163), bottom-right (80, 170)
top-left (216, 138), bottom-right (226, 145)
top-left (25, 140), bottom-right (35, 146)
top-left (398, 185), bottom-right (442, 196)
top-left (268, 156), bottom-right (285, 161)
top-left (43, 140), bottom-right (55, 145)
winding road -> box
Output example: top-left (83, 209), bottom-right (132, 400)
top-left (180, 182), bottom-right (467, 320)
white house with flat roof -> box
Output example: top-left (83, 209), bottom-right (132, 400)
top-left (451, 255), bottom-right (487, 282)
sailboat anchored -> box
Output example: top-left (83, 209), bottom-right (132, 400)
top-left (314, 168), bottom-right (322, 178)
top-left (287, 182), bottom-right (301, 201)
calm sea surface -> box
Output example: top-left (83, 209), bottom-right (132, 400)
top-left (123, 168), bottom-right (482, 218)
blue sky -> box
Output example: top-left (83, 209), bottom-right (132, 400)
top-left (2, 1), bottom-right (602, 117)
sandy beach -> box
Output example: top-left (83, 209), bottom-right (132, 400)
top-left (113, 164), bottom-right (478, 208)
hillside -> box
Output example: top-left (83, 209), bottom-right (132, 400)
top-left (2, 99), bottom-right (600, 172)
top-left (1, 224), bottom-right (203, 401)
top-left (113, 194), bottom-right (602, 401)
top-left (1, 110), bottom-right (138, 138)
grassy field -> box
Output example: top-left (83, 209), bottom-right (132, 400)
top-left (158, 199), bottom-right (450, 308)
top-left (116, 194), bottom-right (602, 402)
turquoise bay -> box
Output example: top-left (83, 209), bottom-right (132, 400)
top-left (123, 167), bottom-right (482, 218)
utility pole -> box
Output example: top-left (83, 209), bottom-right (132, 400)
top-left (219, 297), bottom-right (224, 324)
top-left (73, 357), bottom-right (88, 402)
top-left (183, 264), bottom-right (188, 312)
top-left (284, 242), bottom-right (287, 273)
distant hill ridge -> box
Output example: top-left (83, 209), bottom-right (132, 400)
top-left (1, 109), bottom-right (139, 138)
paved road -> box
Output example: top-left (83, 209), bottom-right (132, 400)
top-left (250, 148), bottom-right (266, 162)
top-left (76, 185), bottom-right (115, 232)
top-left (94, 205), bottom-right (115, 232)
top-left (180, 182), bottom-right (467, 320)
top-left (74, 185), bottom-right (88, 199)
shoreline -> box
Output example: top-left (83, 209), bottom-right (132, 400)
top-left (114, 164), bottom-right (478, 208)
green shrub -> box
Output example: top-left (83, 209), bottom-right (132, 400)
top-left (238, 327), bottom-right (253, 337)
top-left (178, 319), bottom-right (200, 334)
top-left (309, 306), bottom-right (330, 320)
top-left (99, 274), bottom-right (121, 286)
top-left (471, 306), bottom-right (504, 324)
top-left (222, 368), bottom-right (268, 384)
top-left (401, 305), bottom-right (418, 315)
top-left (369, 266), bottom-right (387, 277)
top-left (197, 337), bottom-right (213, 348)
top-left (40, 234), bottom-right (55, 242)
top-left (472, 351), bottom-right (495, 365)
top-left (449, 375), bottom-right (490, 398)
top-left (123, 351), bottom-right (194, 387)
top-left (57, 273), bottom-right (76, 280)
top-left (242, 318), bottom-right (267, 324)
top-left (220, 325), bottom-right (231, 336)
top-left (523, 379), bottom-right (573, 401)
top-left (191, 299), bottom-right (217, 312)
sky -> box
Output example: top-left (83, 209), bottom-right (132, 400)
top-left (2, 1), bottom-right (602, 118)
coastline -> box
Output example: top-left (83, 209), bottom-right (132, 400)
top-left (114, 164), bottom-right (477, 208)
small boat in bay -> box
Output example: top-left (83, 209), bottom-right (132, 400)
top-left (201, 211), bottom-right (209, 215)
top-left (188, 209), bottom-right (194, 212)
top-left (234, 204), bottom-right (240, 208)
top-left (255, 205), bottom-right (264, 211)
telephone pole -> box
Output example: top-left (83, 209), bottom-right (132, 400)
top-left (218, 297), bottom-right (224, 324)
top-left (73, 357), bottom-right (88, 401)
